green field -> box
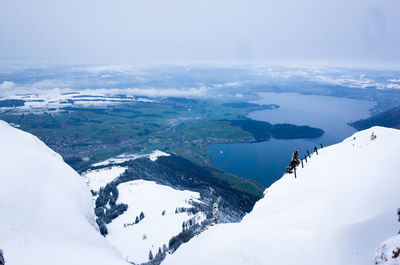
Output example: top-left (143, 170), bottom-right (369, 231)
top-left (0, 99), bottom-right (269, 197)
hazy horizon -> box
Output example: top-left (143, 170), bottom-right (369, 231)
top-left (1, 0), bottom-right (399, 67)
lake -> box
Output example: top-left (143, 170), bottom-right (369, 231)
top-left (207, 92), bottom-right (375, 188)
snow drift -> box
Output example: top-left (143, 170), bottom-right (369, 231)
top-left (163, 126), bottom-right (400, 265)
top-left (0, 120), bottom-right (126, 265)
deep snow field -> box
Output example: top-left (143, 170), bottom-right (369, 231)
top-left (1, 120), bottom-right (399, 265)
top-left (163, 127), bottom-right (400, 265)
top-left (0, 120), bottom-right (126, 265)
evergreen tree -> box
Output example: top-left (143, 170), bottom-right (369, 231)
top-left (0, 249), bottom-right (4, 265)
top-left (397, 208), bottom-right (400, 233)
top-left (397, 208), bottom-right (400, 223)
top-left (140, 211), bottom-right (145, 220)
top-left (292, 149), bottom-right (300, 167)
top-left (212, 197), bottom-right (221, 225)
top-left (286, 149), bottom-right (300, 178)
top-left (135, 216), bottom-right (139, 224)
top-left (99, 223), bottom-right (108, 236)
top-left (149, 250), bottom-right (153, 260)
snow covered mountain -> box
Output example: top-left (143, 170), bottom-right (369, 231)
top-left (2, 119), bottom-right (399, 265)
top-left (106, 179), bottom-right (206, 264)
top-left (163, 126), bottom-right (400, 265)
top-left (82, 153), bottom-right (206, 264)
top-left (82, 164), bottom-right (207, 264)
top-left (0, 120), bottom-right (126, 265)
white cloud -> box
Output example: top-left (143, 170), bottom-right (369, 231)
top-left (213, 81), bottom-right (240, 88)
top-left (0, 81), bottom-right (19, 97)
top-left (30, 79), bottom-right (70, 90)
top-left (0, 81), bottom-right (16, 90)
top-left (88, 87), bottom-right (209, 98)
top-left (75, 65), bottom-right (143, 76)
top-left (0, 79), bottom-right (211, 100)
top-left (253, 66), bottom-right (400, 90)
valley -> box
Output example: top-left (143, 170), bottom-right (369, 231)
top-left (1, 65), bottom-right (399, 265)
top-left (0, 96), bottom-right (323, 198)
top-left (1, 0), bottom-right (400, 262)
top-left (0, 94), bottom-right (326, 264)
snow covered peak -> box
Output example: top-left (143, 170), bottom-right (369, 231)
top-left (163, 126), bottom-right (400, 265)
top-left (0, 120), bottom-right (126, 265)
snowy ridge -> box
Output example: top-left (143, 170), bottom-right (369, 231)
top-left (0, 120), bottom-right (126, 265)
top-left (92, 150), bottom-right (170, 167)
top-left (163, 126), bottom-right (400, 265)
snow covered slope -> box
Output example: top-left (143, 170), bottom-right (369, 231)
top-left (163, 126), bottom-right (400, 265)
top-left (83, 166), bottom-right (128, 192)
top-left (91, 150), bottom-right (170, 167)
top-left (107, 180), bottom-right (206, 264)
top-left (82, 163), bottom-right (207, 264)
top-left (0, 120), bottom-right (126, 265)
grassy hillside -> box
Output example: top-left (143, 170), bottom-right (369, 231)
top-left (0, 98), bottom-right (323, 199)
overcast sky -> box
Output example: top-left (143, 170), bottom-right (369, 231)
top-left (0, 0), bottom-right (399, 67)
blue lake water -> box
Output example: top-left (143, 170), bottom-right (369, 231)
top-left (207, 92), bottom-right (375, 188)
